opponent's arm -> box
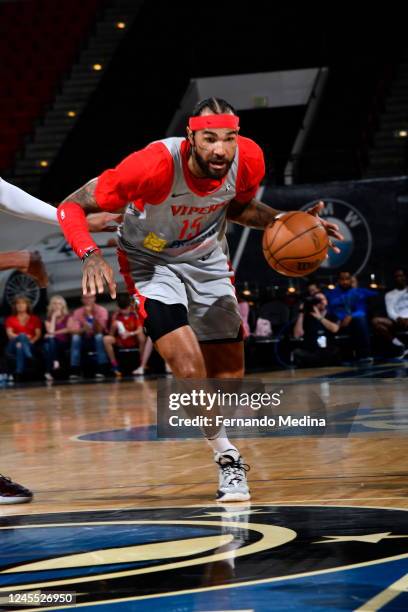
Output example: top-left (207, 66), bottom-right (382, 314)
top-left (0, 177), bottom-right (122, 233)
top-left (0, 178), bottom-right (58, 224)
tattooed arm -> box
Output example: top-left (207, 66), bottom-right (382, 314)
top-left (227, 199), bottom-right (343, 247)
top-left (62, 178), bottom-right (125, 232)
top-left (226, 198), bottom-right (281, 229)
top-left (62, 178), bottom-right (101, 213)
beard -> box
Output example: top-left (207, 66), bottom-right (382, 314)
top-left (192, 146), bottom-right (233, 179)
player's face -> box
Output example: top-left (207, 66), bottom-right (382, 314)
top-left (338, 272), bottom-right (352, 289)
top-left (190, 128), bottom-right (238, 179)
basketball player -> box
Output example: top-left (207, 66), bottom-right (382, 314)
top-left (57, 98), bottom-right (342, 501)
top-left (0, 178), bottom-right (121, 504)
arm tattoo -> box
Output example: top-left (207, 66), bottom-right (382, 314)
top-left (226, 198), bottom-right (281, 229)
top-left (62, 178), bottom-right (100, 213)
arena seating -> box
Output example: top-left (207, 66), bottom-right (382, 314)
top-left (0, 0), bottom-right (101, 169)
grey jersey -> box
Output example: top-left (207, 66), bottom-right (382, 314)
top-left (118, 137), bottom-right (238, 263)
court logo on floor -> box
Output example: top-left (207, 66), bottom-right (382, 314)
top-left (1, 505), bottom-right (407, 609)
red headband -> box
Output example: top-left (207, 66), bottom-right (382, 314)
top-left (188, 114), bottom-right (240, 131)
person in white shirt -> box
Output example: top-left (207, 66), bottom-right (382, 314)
top-left (372, 269), bottom-right (408, 355)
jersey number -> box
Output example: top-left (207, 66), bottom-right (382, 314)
top-left (178, 216), bottom-right (205, 241)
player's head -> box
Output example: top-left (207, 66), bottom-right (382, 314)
top-left (393, 268), bottom-right (407, 289)
top-left (338, 271), bottom-right (352, 289)
top-left (187, 97), bottom-right (239, 179)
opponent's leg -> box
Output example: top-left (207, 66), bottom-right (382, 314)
top-left (0, 474), bottom-right (32, 504)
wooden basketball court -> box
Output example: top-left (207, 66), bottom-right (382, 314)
top-left (1, 364), bottom-right (407, 610)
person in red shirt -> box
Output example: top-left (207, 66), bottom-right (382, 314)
top-left (103, 293), bottom-right (146, 377)
top-left (57, 97), bottom-right (342, 502)
top-left (5, 295), bottom-right (42, 378)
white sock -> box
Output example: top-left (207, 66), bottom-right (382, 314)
top-left (206, 426), bottom-right (238, 455)
top-left (392, 338), bottom-right (404, 347)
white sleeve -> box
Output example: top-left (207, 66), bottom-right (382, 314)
top-left (0, 178), bottom-right (58, 225)
top-left (385, 291), bottom-right (398, 321)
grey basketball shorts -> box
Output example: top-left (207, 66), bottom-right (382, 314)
top-left (117, 246), bottom-right (242, 342)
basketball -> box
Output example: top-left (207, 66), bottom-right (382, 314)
top-left (262, 211), bottom-right (329, 277)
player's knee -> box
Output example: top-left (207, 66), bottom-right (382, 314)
top-left (166, 353), bottom-right (205, 378)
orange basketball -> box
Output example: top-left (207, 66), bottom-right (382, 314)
top-left (262, 211), bottom-right (329, 277)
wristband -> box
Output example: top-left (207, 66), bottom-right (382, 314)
top-left (81, 247), bottom-right (102, 263)
top-left (57, 202), bottom-right (98, 259)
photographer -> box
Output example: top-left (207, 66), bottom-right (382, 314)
top-left (293, 292), bottom-right (341, 367)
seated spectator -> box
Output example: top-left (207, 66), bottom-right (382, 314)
top-left (237, 295), bottom-right (251, 339)
top-left (69, 295), bottom-right (109, 379)
top-left (293, 292), bottom-right (340, 367)
top-left (255, 288), bottom-right (289, 338)
top-left (43, 295), bottom-right (72, 380)
top-left (103, 294), bottom-right (146, 377)
top-left (327, 271), bottom-right (377, 364)
top-left (5, 295), bottom-right (42, 380)
top-left (372, 269), bottom-right (408, 357)
top-left (306, 281), bottom-right (320, 296)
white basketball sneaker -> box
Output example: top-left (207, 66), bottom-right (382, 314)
top-left (214, 449), bottom-right (250, 502)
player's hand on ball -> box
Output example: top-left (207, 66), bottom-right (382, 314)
top-left (306, 201), bottom-right (343, 253)
top-left (82, 253), bottom-right (116, 299)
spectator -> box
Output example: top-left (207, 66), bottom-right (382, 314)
top-left (255, 287), bottom-right (289, 337)
top-left (327, 271), bottom-right (377, 364)
top-left (103, 294), bottom-right (146, 377)
top-left (5, 296), bottom-right (41, 380)
top-left (372, 269), bottom-right (408, 357)
top-left (306, 282), bottom-right (320, 296)
top-left (69, 295), bottom-right (109, 379)
top-left (351, 275), bottom-right (358, 288)
top-left (43, 296), bottom-right (72, 380)
top-left (237, 295), bottom-right (251, 339)
top-left (293, 292), bottom-right (340, 367)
